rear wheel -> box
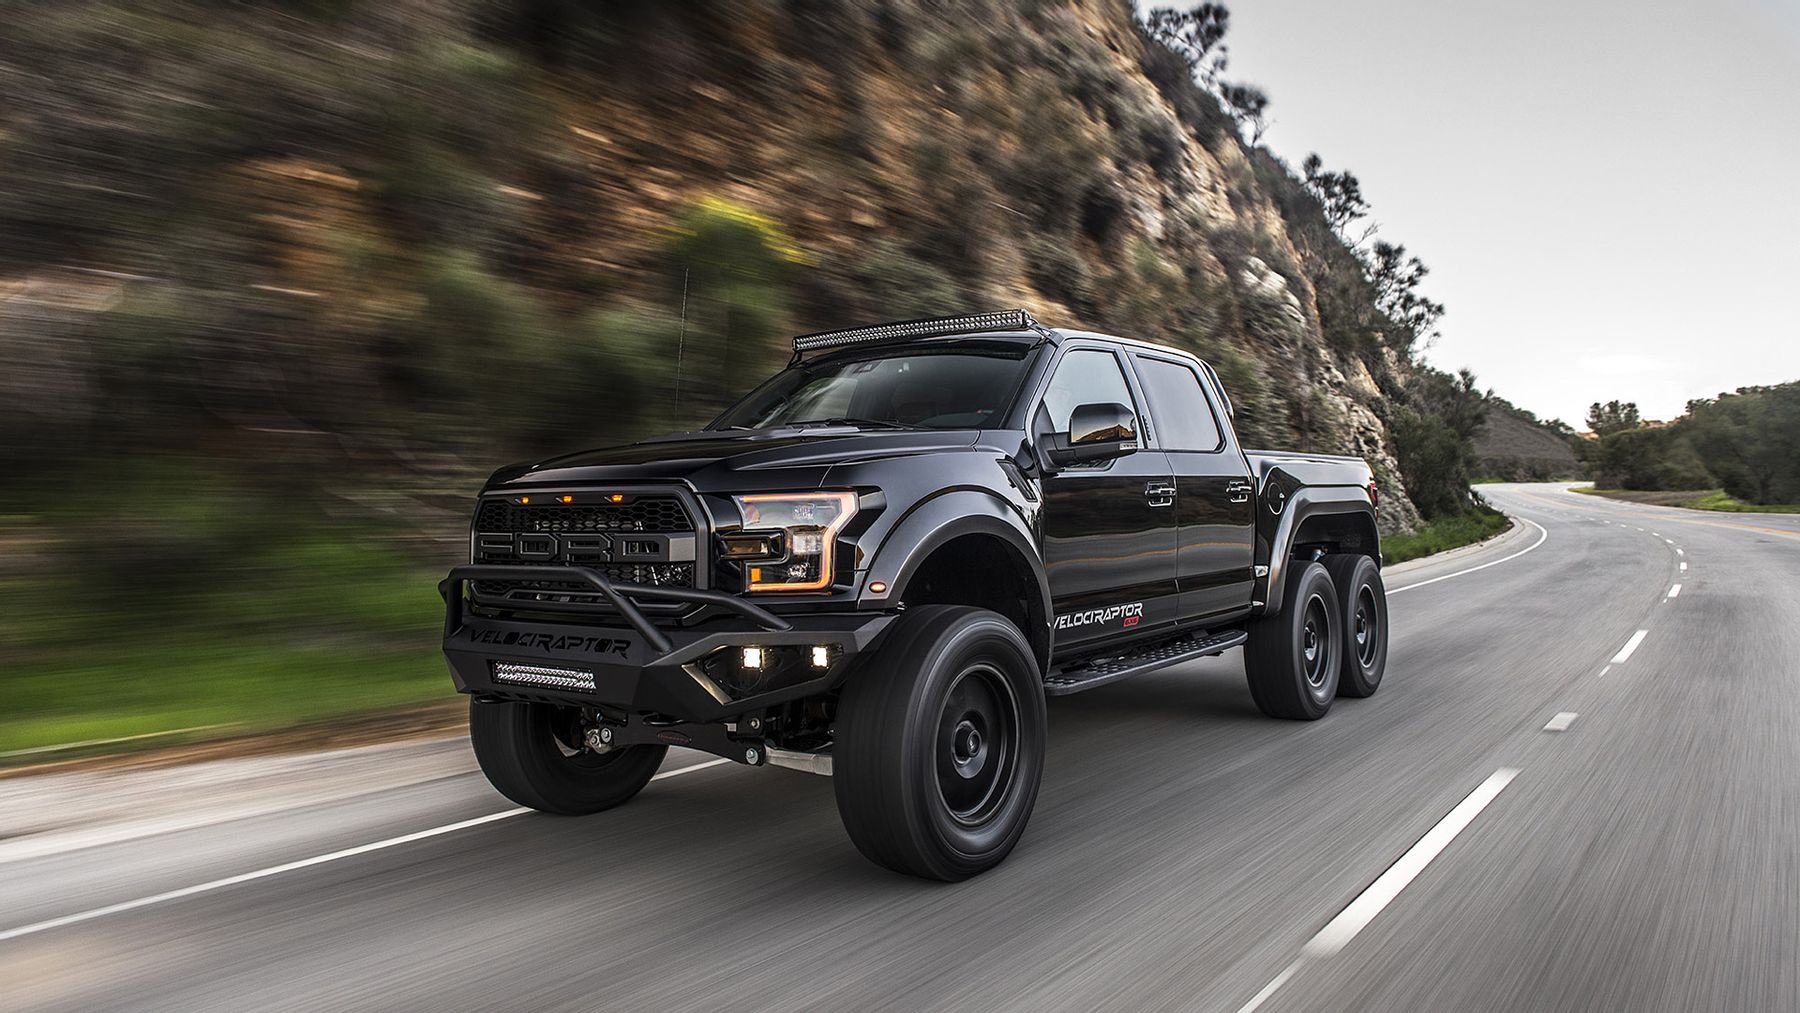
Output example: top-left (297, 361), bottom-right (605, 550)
top-left (834, 605), bottom-right (1046, 881)
top-left (1244, 560), bottom-right (1341, 720)
top-left (469, 699), bottom-right (666, 814)
top-left (1323, 553), bottom-right (1387, 698)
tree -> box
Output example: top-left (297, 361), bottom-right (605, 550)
top-left (1218, 81), bottom-right (1269, 143)
top-left (1391, 367), bottom-right (1489, 519)
top-left (1144, 4), bottom-right (1231, 88)
top-left (1368, 241), bottom-right (1444, 353)
top-left (1301, 154), bottom-right (1372, 242)
top-left (1585, 400), bottom-right (1641, 435)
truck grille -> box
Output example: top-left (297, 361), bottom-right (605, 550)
top-left (471, 492), bottom-right (700, 607)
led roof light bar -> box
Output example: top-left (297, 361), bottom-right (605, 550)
top-left (792, 309), bottom-right (1046, 354)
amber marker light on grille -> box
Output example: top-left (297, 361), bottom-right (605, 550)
top-left (609, 494), bottom-right (625, 503)
top-left (560, 495), bottom-right (574, 503)
top-left (518, 496), bottom-right (530, 504)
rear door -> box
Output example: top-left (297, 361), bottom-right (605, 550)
top-left (1036, 346), bottom-right (1179, 650)
top-left (1129, 353), bottom-right (1255, 623)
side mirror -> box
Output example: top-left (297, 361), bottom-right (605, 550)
top-left (1045, 402), bottom-right (1139, 467)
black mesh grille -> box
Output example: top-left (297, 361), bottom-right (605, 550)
top-left (474, 498), bottom-right (692, 534)
top-left (472, 493), bottom-right (699, 604)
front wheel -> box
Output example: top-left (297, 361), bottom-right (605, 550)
top-left (469, 699), bottom-right (667, 814)
top-left (1244, 560), bottom-right (1342, 720)
top-left (834, 605), bottom-right (1047, 881)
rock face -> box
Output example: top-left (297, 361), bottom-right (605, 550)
top-left (0, 0), bottom-right (1443, 533)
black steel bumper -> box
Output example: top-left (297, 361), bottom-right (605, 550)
top-left (440, 564), bottom-right (895, 722)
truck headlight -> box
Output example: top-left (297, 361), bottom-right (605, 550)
top-left (727, 491), bottom-right (857, 592)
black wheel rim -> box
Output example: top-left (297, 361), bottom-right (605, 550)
top-left (1301, 592), bottom-right (1332, 689)
top-left (934, 664), bottom-right (1020, 827)
top-left (1353, 584), bottom-right (1379, 669)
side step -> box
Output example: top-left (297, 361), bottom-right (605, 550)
top-left (1043, 629), bottom-right (1248, 696)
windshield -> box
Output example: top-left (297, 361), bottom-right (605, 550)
top-left (710, 347), bottom-right (1034, 431)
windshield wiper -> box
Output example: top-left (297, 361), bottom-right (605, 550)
top-left (785, 416), bottom-right (924, 430)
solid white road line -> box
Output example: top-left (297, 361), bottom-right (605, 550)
top-left (1543, 712), bottom-right (1578, 732)
top-left (1389, 518), bottom-right (1548, 595)
top-left (1304, 769), bottom-right (1521, 957)
top-left (1667, 583), bottom-right (1682, 599)
top-left (1234, 959), bottom-right (1304, 1013)
top-left (0, 757), bottom-right (731, 944)
top-left (1611, 630), bottom-right (1650, 664)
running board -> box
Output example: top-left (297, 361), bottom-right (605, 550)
top-left (1043, 630), bottom-right (1248, 696)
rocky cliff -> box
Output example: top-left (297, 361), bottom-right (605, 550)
top-left (1, 0), bottom-right (1449, 532)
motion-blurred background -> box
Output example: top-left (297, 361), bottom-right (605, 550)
top-left (2, 0), bottom-right (1790, 757)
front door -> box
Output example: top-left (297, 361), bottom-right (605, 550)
top-left (1037, 347), bottom-right (1179, 652)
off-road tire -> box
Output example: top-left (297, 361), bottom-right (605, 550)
top-left (1323, 553), bottom-right (1387, 698)
top-left (834, 605), bottom-right (1047, 881)
top-left (470, 699), bottom-right (667, 814)
top-left (1245, 560), bottom-right (1342, 720)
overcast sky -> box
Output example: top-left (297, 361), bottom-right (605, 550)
top-left (1140, 0), bottom-right (1800, 427)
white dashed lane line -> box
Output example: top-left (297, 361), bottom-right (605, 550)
top-left (1610, 629), bottom-right (1650, 664)
top-left (1667, 583), bottom-right (1682, 599)
top-left (1543, 712), bottom-right (1579, 732)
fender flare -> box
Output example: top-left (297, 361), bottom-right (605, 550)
top-left (1259, 487), bottom-right (1378, 616)
top-left (860, 489), bottom-right (1052, 671)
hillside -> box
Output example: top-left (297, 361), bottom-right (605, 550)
top-left (1476, 401), bottom-right (1581, 481)
top-left (0, 0), bottom-right (1468, 538)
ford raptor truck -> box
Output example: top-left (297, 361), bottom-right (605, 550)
top-left (441, 309), bottom-right (1388, 880)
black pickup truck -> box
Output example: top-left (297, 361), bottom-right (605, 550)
top-left (442, 310), bottom-right (1387, 879)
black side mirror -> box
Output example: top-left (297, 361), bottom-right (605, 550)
top-left (1045, 402), bottom-right (1139, 467)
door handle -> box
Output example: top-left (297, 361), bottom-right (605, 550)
top-left (1226, 480), bottom-right (1253, 504)
top-left (1144, 481), bottom-right (1176, 508)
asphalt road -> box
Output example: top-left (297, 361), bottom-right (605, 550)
top-left (3, 483), bottom-right (1796, 1012)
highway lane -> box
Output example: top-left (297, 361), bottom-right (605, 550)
top-left (2, 483), bottom-right (1795, 1011)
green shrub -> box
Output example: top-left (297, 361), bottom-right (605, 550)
top-left (1593, 427), bottom-right (1711, 491)
top-left (1381, 507), bottom-right (1510, 564)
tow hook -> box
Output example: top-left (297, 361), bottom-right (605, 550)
top-left (583, 725), bottom-right (616, 754)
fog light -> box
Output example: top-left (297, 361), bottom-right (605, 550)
top-left (811, 645), bottom-right (831, 668)
top-left (493, 662), bottom-right (595, 692)
top-left (741, 647), bottom-right (765, 670)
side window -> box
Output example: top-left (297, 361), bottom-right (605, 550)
top-left (1040, 350), bottom-right (1135, 432)
top-left (1134, 356), bottom-right (1223, 451)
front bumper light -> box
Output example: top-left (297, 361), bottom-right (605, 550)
top-left (729, 491), bottom-right (857, 592)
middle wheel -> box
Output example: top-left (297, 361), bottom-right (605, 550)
top-left (834, 605), bottom-right (1047, 881)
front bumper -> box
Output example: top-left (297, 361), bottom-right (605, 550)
top-left (440, 564), bottom-right (895, 722)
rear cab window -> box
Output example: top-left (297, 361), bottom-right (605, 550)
top-left (1132, 355), bottom-right (1223, 451)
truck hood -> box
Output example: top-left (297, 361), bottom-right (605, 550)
top-left (487, 427), bottom-right (982, 490)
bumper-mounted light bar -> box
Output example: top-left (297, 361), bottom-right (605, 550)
top-left (493, 661), bottom-right (597, 692)
top-left (791, 309), bottom-right (1048, 354)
